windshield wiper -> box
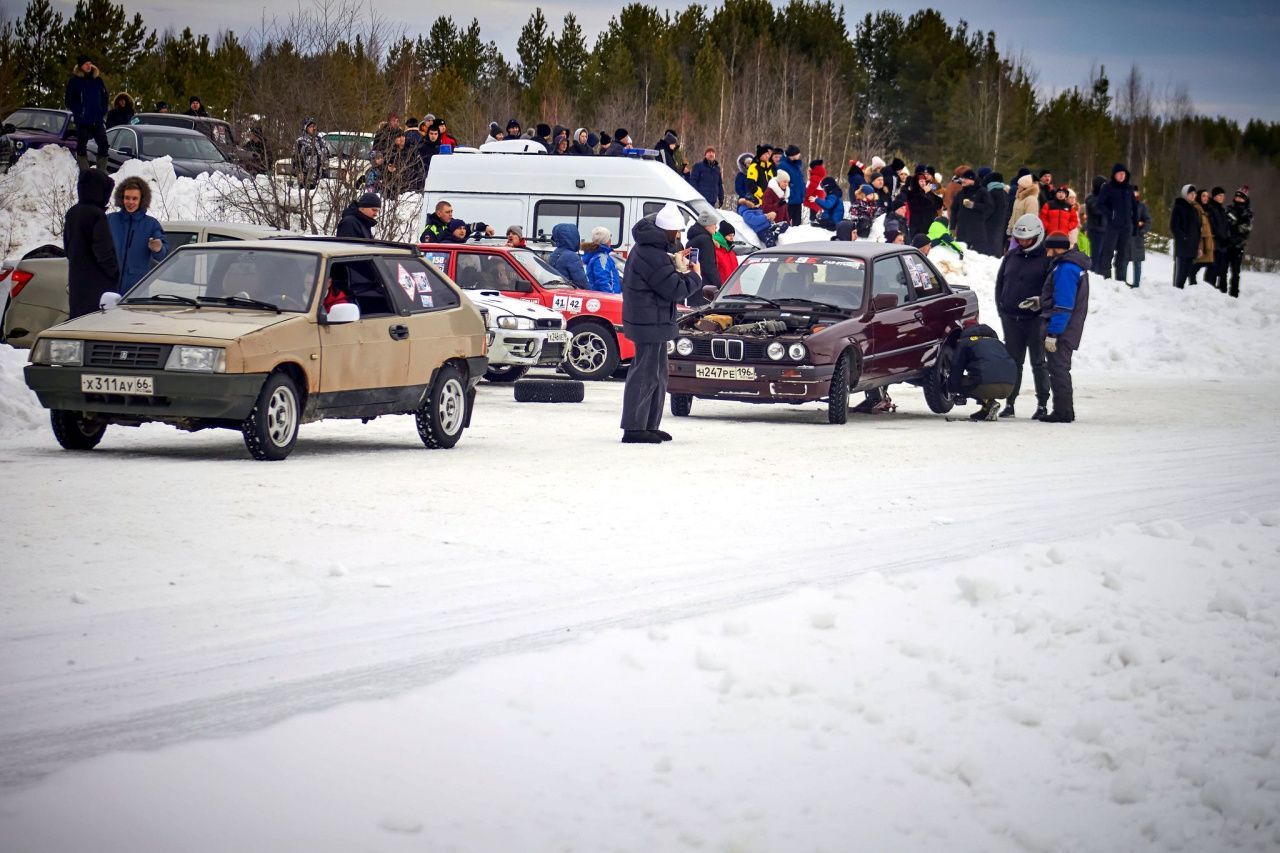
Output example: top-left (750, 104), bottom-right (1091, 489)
top-left (124, 293), bottom-right (200, 307)
top-left (199, 295), bottom-right (281, 313)
top-left (775, 297), bottom-right (848, 313)
top-left (719, 293), bottom-right (781, 309)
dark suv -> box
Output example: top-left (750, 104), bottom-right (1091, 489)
top-left (0, 108), bottom-right (76, 170)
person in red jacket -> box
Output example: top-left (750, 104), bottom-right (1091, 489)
top-left (713, 220), bottom-right (740, 284)
top-left (803, 160), bottom-right (827, 218)
top-left (1039, 185), bottom-right (1078, 239)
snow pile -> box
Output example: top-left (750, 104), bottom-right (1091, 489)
top-left (0, 344), bottom-right (42, 435)
top-left (1, 513), bottom-right (1276, 851)
top-left (0, 145), bottom-right (79, 260)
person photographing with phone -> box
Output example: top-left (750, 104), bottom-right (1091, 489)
top-left (107, 175), bottom-right (168, 293)
top-left (620, 203), bottom-right (701, 444)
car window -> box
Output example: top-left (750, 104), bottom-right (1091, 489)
top-left (105, 127), bottom-right (123, 148)
top-left (534, 200), bottom-right (622, 245)
top-left (141, 132), bottom-right (224, 161)
top-left (325, 259), bottom-right (396, 317)
top-left (166, 231), bottom-right (199, 247)
top-left (510, 248), bottom-right (569, 289)
top-left (116, 128), bottom-right (138, 152)
top-left (377, 257), bottom-right (460, 313)
top-left (453, 252), bottom-right (525, 291)
top-left (126, 248), bottom-right (319, 311)
top-left (210, 124), bottom-right (232, 146)
top-left (205, 232), bottom-right (244, 243)
top-left (872, 256), bottom-right (912, 306)
top-left (4, 110), bottom-right (64, 134)
top-left (138, 114), bottom-right (183, 129)
top-left (720, 254), bottom-right (866, 310)
top-left (902, 253), bottom-right (944, 298)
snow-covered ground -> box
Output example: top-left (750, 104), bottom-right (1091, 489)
top-left (1, 165), bottom-right (1279, 850)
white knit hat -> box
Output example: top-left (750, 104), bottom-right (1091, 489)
top-left (871, 156), bottom-right (886, 171)
top-left (654, 203), bottom-right (684, 230)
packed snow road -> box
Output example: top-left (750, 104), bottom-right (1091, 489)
top-left (1, 367), bottom-right (1277, 795)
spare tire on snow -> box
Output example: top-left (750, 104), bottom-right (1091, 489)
top-left (513, 378), bottom-right (585, 403)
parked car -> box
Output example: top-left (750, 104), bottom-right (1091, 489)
top-left (2, 221), bottom-right (296, 347)
top-left (0, 108), bottom-right (76, 171)
top-left (129, 113), bottom-right (253, 167)
top-left (273, 130), bottom-right (374, 186)
top-left (418, 242), bottom-right (635, 381)
top-left (666, 241), bottom-right (979, 423)
top-left (88, 125), bottom-right (251, 179)
top-left (23, 238), bottom-right (488, 460)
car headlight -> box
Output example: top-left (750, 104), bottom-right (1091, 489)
top-left (165, 345), bottom-right (226, 373)
top-left (32, 339), bottom-right (83, 366)
top-left (788, 343), bottom-right (807, 361)
top-left (767, 342), bottom-right (785, 361)
top-left (496, 315), bottom-right (535, 330)
top-left (675, 337), bottom-right (694, 356)
top-left (666, 341), bottom-right (675, 355)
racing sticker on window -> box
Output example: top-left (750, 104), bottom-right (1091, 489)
top-left (424, 252), bottom-right (448, 271)
top-left (396, 264), bottom-right (416, 301)
top-left (420, 294), bottom-right (434, 308)
top-left (552, 295), bottom-right (584, 313)
top-left (413, 272), bottom-right (432, 293)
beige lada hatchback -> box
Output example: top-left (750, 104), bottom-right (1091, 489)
top-left (23, 237), bottom-right (488, 460)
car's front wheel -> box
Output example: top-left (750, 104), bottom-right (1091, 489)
top-left (242, 372), bottom-right (300, 461)
top-left (670, 394), bottom-right (692, 417)
top-left (827, 352), bottom-right (852, 424)
top-left (50, 410), bottom-right (106, 450)
top-left (923, 344), bottom-right (956, 415)
top-left (484, 364), bottom-right (528, 383)
top-left (417, 364), bottom-right (467, 449)
top-left (563, 320), bottom-right (620, 381)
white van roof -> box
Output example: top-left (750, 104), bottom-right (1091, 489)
top-left (426, 151), bottom-right (703, 203)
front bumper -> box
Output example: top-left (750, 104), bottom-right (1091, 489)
top-left (485, 331), bottom-right (569, 368)
top-left (24, 365), bottom-right (268, 421)
top-left (667, 360), bottom-right (836, 403)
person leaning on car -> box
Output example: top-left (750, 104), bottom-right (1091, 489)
top-left (64, 168), bottom-right (121, 318)
top-left (620, 204), bottom-right (700, 444)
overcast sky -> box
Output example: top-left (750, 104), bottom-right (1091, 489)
top-left (45, 0), bottom-right (1280, 124)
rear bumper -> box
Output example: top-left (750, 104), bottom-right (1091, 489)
top-left (667, 360), bottom-right (836, 402)
top-left (24, 365), bottom-right (267, 421)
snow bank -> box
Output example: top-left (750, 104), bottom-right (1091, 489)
top-left (0, 146), bottom-right (79, 260)
top-left (1, 512), bottom-right (1276, 851)
top-left (0, 344), bottom-right (42, 435)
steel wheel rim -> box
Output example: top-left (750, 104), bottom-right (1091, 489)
top-left (438, 378), bottom-right (464, 435)
top-left (266, 386), bottom-right (297, 446)
top-left (569, 331), bottom-right (607, 372)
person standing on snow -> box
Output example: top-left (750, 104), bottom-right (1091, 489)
top-left (951, 169), bottom-right (992, 252)
top-left (1040, 231), bottom-right (1091, 423)
top-left (1126, 187), bottom-right (1150, 288)
top-left (548, 223), bottom-right (589, 289)
top-left (712, 221), bottom-right (739, 285)
top-left (777, 145), bottom-right (806, 225)
top-left (1223, 187), bottom-right (1252, 298)
top-left (620, 204), bottom-right (700, 444)
top-left (295, 118), bottom-right (330, 190)
top-left (654, 129), bottom-right (681, 172)
top-left (64, 54), bottom-right (110, 172)
top-left (336, 192), bottom-right (381, 240)
top-left (64, 169), bottom-right (120, 318)
top-left (994, 214), bottom-right (1052, 420)
top-left (732, 152), bottom-right (754, 202)
top-left (981, 172), bottom-right (1009, 257)
top-left (1082, 175), bottom-right (1107, 259)
top-left (1205, 187), bottom-right (1232, 292)
top-left (1094, 163), bottom-right (1138, 281)
top-left (582, 227), bottom-right (622, 294)
top-left (107, 176), bottom-right (168, 293)
top-left (746, 145), bottom-right (774, 202)
top-left (1039, 186), bottom-right (1078, 243)
top-left (689, 147), bottom-right (724, 207)
top-left (105, 92), bottom-right (134, 129)
top-left (1169, 184), bottom-right (1202, 289)
top-left (1005, 173), bottom-right (1040, 251)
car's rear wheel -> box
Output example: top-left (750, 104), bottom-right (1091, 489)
top-left (923, 344), bottom-right (956, 414)
top-left (50, 410), bottom-right (106, 450)
top-left (417, 364), bottom-right (467, 448)
top-left (513, 377), bottom-right (585, 403)
top-left (563, 320), bottom-right (620, 381)
top-left (242, 372), bottom-right (300, 460)
top-left (827, 352), bottom-right (852, 424)
top-left (484, 364), bottom-right (528, 383)
top-left (670, 394), bottom-right (692, 417)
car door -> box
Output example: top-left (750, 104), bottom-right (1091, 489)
top-left (376, 256), bottom-right (465, 389)
top-left (317, 258), bottom-right (409, 406)
top-left (865, 256), bottom-right (920, 379)
top-left (900, 252), bottom-right (957, 371)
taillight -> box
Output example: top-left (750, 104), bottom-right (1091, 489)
top-left (8, 269), bottom-right (33, 298)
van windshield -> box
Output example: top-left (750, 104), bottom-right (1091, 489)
top-left (511, 249), bottom-right (573, 289)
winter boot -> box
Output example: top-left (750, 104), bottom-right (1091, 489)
top-left (622, 430), bottom-right (662, 444)
top-left (649, 429), bottom-right (673, 442)
top-left (999, 402), bottom-right (1015, 418)
top-left (1032, 404), bottom-right (1049, 421)
top-left (970, 400), bottom-right (1000, 421)
top-left (96, 155), bottom-right (109, 171)
top-left (1041, 411), bottom-right (1074, 423)
top-left (76, 154), bottom-right (90, 172)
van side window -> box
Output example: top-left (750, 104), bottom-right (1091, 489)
top-left (534, 200), bottom-right (622, 244)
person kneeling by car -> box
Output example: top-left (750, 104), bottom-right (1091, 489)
top-left (949, 322), bottom-right (1019, 421)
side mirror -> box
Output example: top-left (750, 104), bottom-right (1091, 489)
top-left (702, 284), bottom-right (719, 302)
top-left (870, 293), bottom-right (899, 312)
top-left (323, 302), bottom-right (360, 324)
top-left (99, 292), bottom-right (121, 310)
top-left (510, 279), bottom-right (534, 293)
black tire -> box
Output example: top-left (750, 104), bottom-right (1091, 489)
top-left (50, 409), bottom-right (106, 450)
top-left (670, 394), bottom-right (692, 417)
top-left (563, 320), bottom-right (620, 381)
top-left (417, 364), bottom-right (468, 448)
top-left (242, 372), bottom-right (301, 460)
top-left (484, 364), bottom-right (529, 384)
top-left (513, 378), bottom-right (585, 403)
top-left (827, 352), bottom-right (852, 424)
top-left (923, 344), bottom-right (956, 414)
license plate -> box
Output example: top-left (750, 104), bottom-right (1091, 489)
top-left (547, 330), bottom-right (570, 343)
top-left (81, 374), bottom-right (154, 395)
top-left (695, 364), bottom-right (757, 381)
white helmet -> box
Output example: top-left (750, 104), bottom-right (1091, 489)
top-left (1011, 214), bottom-right (1044, 240)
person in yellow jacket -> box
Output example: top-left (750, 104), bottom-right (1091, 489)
top-left (744, 145), bottom-right (775, 203)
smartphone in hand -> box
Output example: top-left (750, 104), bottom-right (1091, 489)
top-left (688, 248), bottom-right (700, 266)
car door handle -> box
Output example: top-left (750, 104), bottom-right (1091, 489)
top-left (913, 310), bottom-right (925, 322)
top-left (389, 324), bottom-right (409, 341)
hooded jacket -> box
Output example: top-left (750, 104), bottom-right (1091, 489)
top-left (762, 177), bottom-right (789, 222)
top-left (548, 223), bottom-right (589, 289)
top-left (1083, 176), bottom-right (1107, 235)
top-left (951, 182), bottom-right (992, 249)
top-left (336, 202), bottom-right (377, 240)
top-left (994, 238), bottom-right (1049, 319)
top-left (982, 172), bottom-right (1009, 256)
top-left (654, 129), bottom-right (680, 171)
top-left (1169, 197), bottom-right (1201, 259)
top-left (1225, 199), bottom-right (1253, 251)
top-left (65, 64), bottom-right (109, 126)
top-left (1042, 249), bottom-right (1091, 349)
top-left (737, 200), bottom-right (772, 237)
top-left (803, 163), bottom-right (827, 214)
top-left (814, 178), bottom-right (844, 225)
top-left (689, 157), bottom-right (724, 206)
top-left (570, 128), bottom-right (595, 156)
top-left (582, 241), bottom-right (621, 294)
top-left (64, 169), bottom-right (120, 318)
top-left (105, 92), bottom-right (134, 129)
top-left (1095, 164), bottom-right (1137, 234)
top-left (622, 216), bottom-right (698, 343)
top-left (733, 153), bottom-right (754, 201)
top-left (777, 155), bottom-right (805, 205)
top-left (107, 177), bottom-right (168, 292)
top-left (1006, 174), bottom-right (1039, 237)
top-left (683, 223), bottom-right (720, 304)
top-left (950, 323), bottom-right (1018, 393)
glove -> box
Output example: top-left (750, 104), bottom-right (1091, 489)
top-left (1017, 296), bottom-right (1041, 312)
top-left (962, 199), bottom-right (974, 208)
top-left (1044, 336), bottom-right (1058, 353)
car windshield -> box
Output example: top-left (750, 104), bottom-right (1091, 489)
top-left (324, 134), bottom-right (372, 159)
top-left (718, 254), bottom-right (867, 312)
top-left (687, 196), bottom-right (719, 225)
top-left (124, 248), bottom-right (320, 312)
top-left (141, 132), bottom-right (224, 161)
top-left (4, 109), bottom-right (65, 134)
top-left (511, 249), bottom-right (572, 289)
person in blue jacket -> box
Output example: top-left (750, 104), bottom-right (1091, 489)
top-left (813, 176), bottom-right (844, 229)
top-left (777, 145), bottom-right (806, 225)
top-left (1040, 231), bottom-right (1091, 423)
top-left (65, 54), bottom-right (110, 171)
top-left (107, 176), bottom-right (168, 293)
top-left (948, 322), bottom-right (1018, 421)
top-left (583, 226), bottom-right (621, 293)
top-left (733, 152), bottom-right (754, 201)
top-left (548, 223), bottom-right (589, 288)
top-left (736, 198), bottom-right (789, 247)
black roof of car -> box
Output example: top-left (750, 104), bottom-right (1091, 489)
top-left (755, 240), bottom-right (918, 259)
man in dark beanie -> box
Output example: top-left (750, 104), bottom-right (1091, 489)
top-left (1223, 187), bottom-right (1253, 298)
top-left (184, 95), bottom-right (209, 117)
top-left (778, 145), bottom-right (805, 225)
top-left (603, 129), bottom-right (629, 157)
top-left (64, 53), bottom-right (110, 171)
top-left (1040, 231), bottom-right (1091, 423)
top-left (1206, 187), bottom-right (1231, 292)
top-left (336, 192), bottom-right (381, 240)
top-left (505, 118), bottom-right (522, 138)
top-left (654, 128), bottom-right (680, 172)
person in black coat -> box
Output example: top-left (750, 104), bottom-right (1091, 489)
top-left (1169, 185), bottom-right (1202, 289)
top-left (620, 206), bottom-right (699, 444)
top-left (982, 172), bottom-right (1009, 257)
top-left (1094, 163), bottom-right (1138, 280)
top-left (1223, 186), bottom-right (1253, 298)
top-left (906, 171), bottom-right (941, 239)
top-left (950, 323), bottom-right (1019, 420)
top-left (683, 211), bottom-right (722, 306)
top-left (184, 96), bottom-right (209, 117)
top-left (336, 193), bottom-right (380, 239)
top-left (64, 168), bottom-right (120, 318)
top-left (1083, 175), bottom-right (1106, 260)
top-left (688, 147), bottom-right (724, 207)
top-left (64, 55), bottom-right (110, 171)
top-left (1205, 187), bottom-right (1231, 292)
top-left (950, 169), bottom-right (992, 251)
top-left (654, 129), bottom-right (681, 172)
top-left (994, 214), bottom-right (1051, 419)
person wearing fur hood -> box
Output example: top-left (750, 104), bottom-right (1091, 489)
top-left (803, 160), bottom-right (827, 217)
top-left (107, 176), bottom-right (168, 292)
top-left (761, 173), bottom-right (790, 223)
top-left (64, 54), bottom-right (110, 170)
top-left (105, 92), bottom-right (134, 128)
top-left (1005, 173), bottom-right (1039, 247)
